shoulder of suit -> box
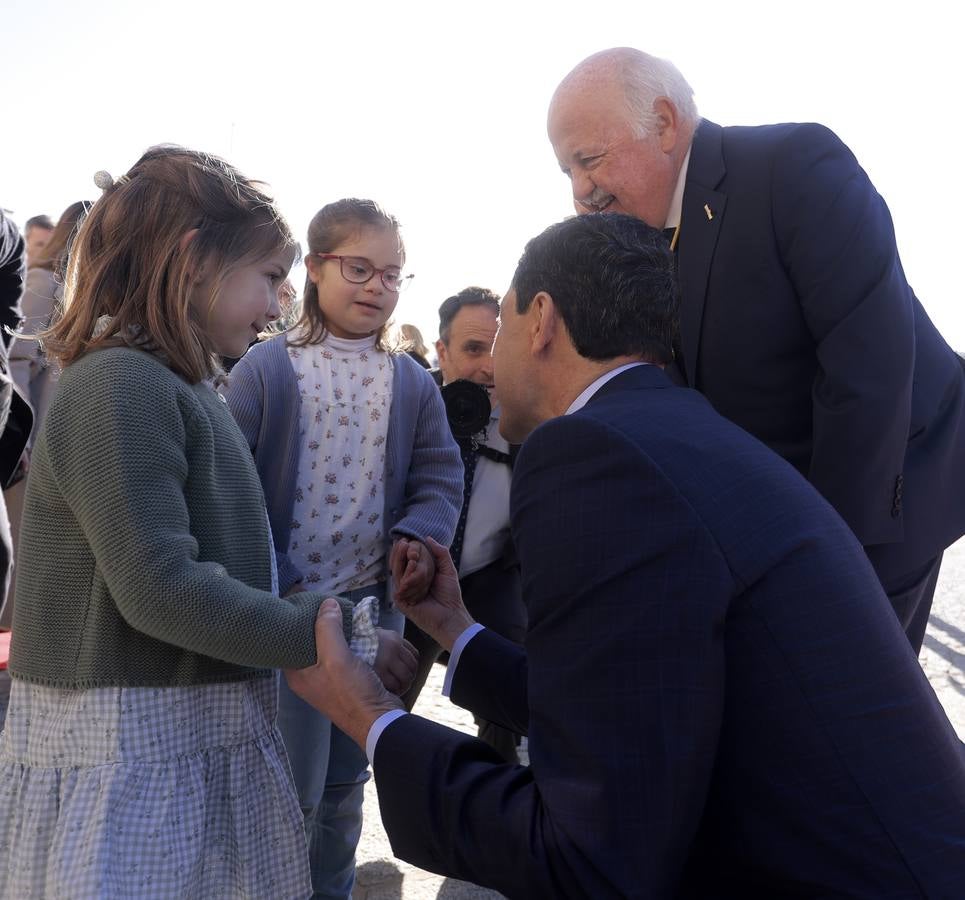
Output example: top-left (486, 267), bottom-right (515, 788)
top-left (720, 120), bottom-right (845, 152)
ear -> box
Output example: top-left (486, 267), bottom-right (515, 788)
top-left (435, 338), bottom-right (448, 364)
top-left (652, 97), bottom-right (681, 154)
top-left (179, 228), bottom-right (205, 281)
top-left (179, 228), bottom-right (199, 254)
top-left (529, 291), bottom-right (559, 355)
top-left (305, 254), bottom-right (322, 285)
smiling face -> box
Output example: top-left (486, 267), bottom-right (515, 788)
top-left (306, 226), bottom-right (403, 340)
top-left (547, 75), bottom-right (680, 228)
top-left (199, 246), bottom-right (291, 358)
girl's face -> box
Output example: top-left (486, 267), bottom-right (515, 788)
top-left (307, 226), bottom-right (403, 340)
top-left (198, 246), bottom-right (291, 358)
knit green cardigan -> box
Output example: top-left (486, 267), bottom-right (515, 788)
top-left (9, 347), bottom-right (352, 688)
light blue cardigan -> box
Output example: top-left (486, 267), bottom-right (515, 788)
top-left (221, 334), bottom-right (463, 594)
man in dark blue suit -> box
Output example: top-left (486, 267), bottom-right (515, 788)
top-left (286, 213), bottom-right (965, 898)
top-left (548, 48), bottom-right (965, 653)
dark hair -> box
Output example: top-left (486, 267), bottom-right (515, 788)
top-left (512, 213), bottom-right (677, 363)
top-left (291, 198), bottom-right (403, 350)
top-left (31, 201), bottom-right (92, 277)
top-left (438, 286), bottom-right (500, 345)
top-left (46, 144), bottom-right (295, 384)
top-left (24, 214), bottom-right (54, 234)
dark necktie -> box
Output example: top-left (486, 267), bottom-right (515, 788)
top-left (663, 227), bottom-right (688, 381)
top-left (449, 437), bottom-right (478, 571)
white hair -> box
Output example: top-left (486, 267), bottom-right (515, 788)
top-left (562, 48), bottom-right (700, 138)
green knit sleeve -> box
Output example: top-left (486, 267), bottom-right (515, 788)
top-left (43, 349), bottom-right (353, 668)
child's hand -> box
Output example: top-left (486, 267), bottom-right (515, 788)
top-left (373, 627), bottom-right (419, 695)
top-left (392, 539), bottom-right (435, 605)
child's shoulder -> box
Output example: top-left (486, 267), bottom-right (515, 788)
top-left (391, 349), bottom-right (436, 387)
top-left (234, 332), bottom-right (290, 371)
top-left (56, 347), bottom-right (198, 419)
top-left (64, 345), bottom-right (179, 384)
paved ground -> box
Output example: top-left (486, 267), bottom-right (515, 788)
top-left (351, 536), bottom-right (965, 899)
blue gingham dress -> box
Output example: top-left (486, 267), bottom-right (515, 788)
top-left (0, 530), bottom-right (312, 899)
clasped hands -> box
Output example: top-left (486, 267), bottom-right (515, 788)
top-left (284, 537), bottom-right (476, 749)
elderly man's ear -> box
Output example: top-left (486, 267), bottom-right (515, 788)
top-left (653, 97), bottom-right (683, 154)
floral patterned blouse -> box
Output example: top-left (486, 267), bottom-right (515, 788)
top-left (287, 332), bottom-right (393, 595)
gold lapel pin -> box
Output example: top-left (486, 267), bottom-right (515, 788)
top-left (704, 204), bottom-right (714, 221)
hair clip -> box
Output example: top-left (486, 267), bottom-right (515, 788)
top-left (93, 170), bottom-right (131, 191)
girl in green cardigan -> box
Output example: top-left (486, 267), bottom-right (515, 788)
top-left (0, 146), bottom-right (417, 898)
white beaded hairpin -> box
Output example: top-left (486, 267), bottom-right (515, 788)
top-left (93, 170), bottom-right (131, 191)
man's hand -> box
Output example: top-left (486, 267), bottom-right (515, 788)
top-left (394, 537), bottom-right (476, 652)
top-left (390, 538), bottom-right (435, 604)
top-left (373, 627), bottom-right (419, 695)
top-left (284, 598), bottom-right (404, 749)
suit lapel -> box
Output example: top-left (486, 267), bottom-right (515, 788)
top-left (678, 119), bottom-right (727, 388)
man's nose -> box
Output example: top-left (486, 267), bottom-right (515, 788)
top-left (570, 169), bottom-right (594, 207)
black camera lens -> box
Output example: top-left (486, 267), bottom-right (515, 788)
top-left (441, 379), bottom-right (491, 438)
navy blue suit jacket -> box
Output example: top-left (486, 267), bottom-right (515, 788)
top-left (677, 120), bottom-right (965, 572)
top-left (372, 366), bottom-right (965, 898)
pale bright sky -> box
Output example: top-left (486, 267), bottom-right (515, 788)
top-left (3, 0), bottom-right (963, 348)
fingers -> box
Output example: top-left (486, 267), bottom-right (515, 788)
top-left (314, 597), bottom-right (349, 655)
top-left (401, 637), bottom-right (419, 670)
top-left (424, 536), bottom-right (457, 578)
top-left (389, 539), bottom-right (408, 585)
top-left (383, 642), bottom-right (420, 695)
top-left (283, 597), bottom-right (348, 697)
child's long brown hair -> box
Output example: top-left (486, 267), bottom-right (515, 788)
top-left (45, 145), bottom-right (295, 383)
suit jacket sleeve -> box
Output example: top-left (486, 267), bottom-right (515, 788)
top-left (449, 625), bottom-right (529, 735)
top-left (373, 412), bottom-right (733, 899)
top-left (772, 124), bottom-right (913, 546)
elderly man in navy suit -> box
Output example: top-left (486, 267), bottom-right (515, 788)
top-left (287, 214), bottom-right (965, 899)
top-left (546, 48), bottom-right (965, 654)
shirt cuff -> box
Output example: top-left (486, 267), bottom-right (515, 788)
top-left (366, 708), bottom-right (408, 765)
top-left (441, 622), bottom-right (486, 698)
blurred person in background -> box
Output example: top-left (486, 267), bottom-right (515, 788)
top-left (0, 209), bottom-right (33, 722)
top-left (22, 215), bottom-right (52, 267)
top-left (1, 201), bottom-right (90, 629)
top-left (396, 322), bottom-right (431, 368)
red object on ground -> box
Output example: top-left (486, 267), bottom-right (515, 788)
top-left (0, 631), bottom-right (10, 670)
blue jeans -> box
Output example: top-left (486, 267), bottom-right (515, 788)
top-left (277, 584), bottom-right (403, 899)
